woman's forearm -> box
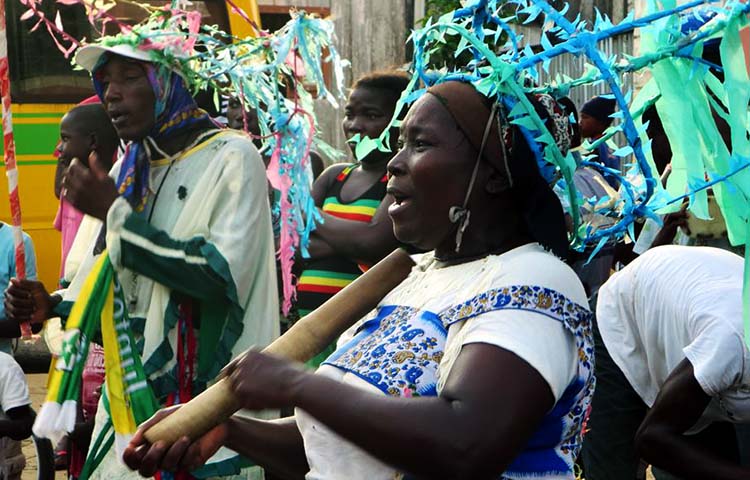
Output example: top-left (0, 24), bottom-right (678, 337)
top-left (289, 374), bottom-right (498, 479)
top-left (313, 209), bottom-right (396, 265)
top-left (637, 426), bottom-right (750, 480)
top-left (225, 416), bottom-right (309, 480)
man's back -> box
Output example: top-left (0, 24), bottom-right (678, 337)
top-left (597, 245), bottom-right (745, 408)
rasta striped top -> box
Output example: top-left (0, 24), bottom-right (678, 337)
top-left (296, 164), bottom-right (388, 364)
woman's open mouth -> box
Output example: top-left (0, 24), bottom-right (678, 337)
top-left (387, 186), bottom-right (411, 217)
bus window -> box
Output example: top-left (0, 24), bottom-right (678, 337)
top-left (105, 1), bottom-right (230, 34)
top-left (5, 0), bottom-right (232, 104)
top-left (6, 1), bottom-right (94, 103)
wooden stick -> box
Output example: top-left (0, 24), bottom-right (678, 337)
top-left (143, 248), bottom-right (415, 445)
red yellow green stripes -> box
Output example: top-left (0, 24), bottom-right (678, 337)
top-left (322, 197), bottom-right (380, 222)
top-left (297, 269), bottom-right (359, 295)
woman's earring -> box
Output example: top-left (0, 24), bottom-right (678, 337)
top-left (449, 206), bottom-right (471, 253)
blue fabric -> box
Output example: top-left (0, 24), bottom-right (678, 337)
top-left (325, 306), bottom-right (446, 397)
top-left (0, 223), bottom-right (37, 355)
top-left (324, 285), bottom-right (595, 479)
top-left (596, 143), bottom-right (621, 189)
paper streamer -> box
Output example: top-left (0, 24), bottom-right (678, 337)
top-left (19, 2), bottom-right (349, 314)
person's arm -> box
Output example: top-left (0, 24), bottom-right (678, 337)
top-left (124, 410), bottom-right (308, 480)
top-left (305, 235), bottom-right (336, 259)
top-left (224, 416), bottom-right (308, 480)
top-left (229, 343), bottom-right (553, 478)
top-left (125, 344), bottom-right (552, 478)
top-left (303, 163), bottom-right (350, 260)
top-left (22, 234), bottom-right (37, 282)
top-left (0, 405), bottom-right (34, 441)
top-left (650, 209), bottom-right (689, 248)
top-left (311, 195), bottom-right (398, 265)
top-left (635, 359), bottom-right (750, 480)
top-left (105, 199), bottom-right (239, 302)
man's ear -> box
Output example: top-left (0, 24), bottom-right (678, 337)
top-left (485, 169), bottom-right (511, 194)
top-left (89, 133), bottom-right (98, 151)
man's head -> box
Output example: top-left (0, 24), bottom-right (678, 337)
top-left (93, 55), bottom-right (158, 142)
top-left (55, 103), bottom-right (119, 197)
top-left (58, 104), bottom-right (119, 166)
top-left (579, 96), bottom-right (616, 139)
top-left (226, 97), bottom-right (261, 135)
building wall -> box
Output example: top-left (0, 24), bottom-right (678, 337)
top-left (256, 0), bottom-right (417, 160)
top-left (313, 0), bottom-right (415, 161)
top-left (258, 0), bottom-right (330, 9)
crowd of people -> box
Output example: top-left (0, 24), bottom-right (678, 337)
top-left (0, 5), bottom-right (747, 480)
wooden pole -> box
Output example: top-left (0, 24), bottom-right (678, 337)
top-left (143, 248), bottom-right (415, 445)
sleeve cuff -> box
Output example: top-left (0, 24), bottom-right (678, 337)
top-left (106, 196), bottom-right (132, 269)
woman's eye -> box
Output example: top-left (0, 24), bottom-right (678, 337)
top-left (397, 139), bottom-right (405, 149)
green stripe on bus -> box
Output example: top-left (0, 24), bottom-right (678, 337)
top-left (12, 124), bottom-right (61, 156)
top-left (0, 161), bottom-right (57, 166)
top-left (14, 113), bottom-right (64, 118)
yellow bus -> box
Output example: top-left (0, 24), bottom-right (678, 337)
top-left (0, 0), bottom-right (264, 290)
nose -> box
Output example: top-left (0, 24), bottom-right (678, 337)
top-left (104, 81), bottom-right (122, 104)
top-left (343, 115), bottom-right (363, 137)
top-left (387, 147), bottom-right (407, 178)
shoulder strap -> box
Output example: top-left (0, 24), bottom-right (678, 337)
top-left (438, 285), bottom-right (591, 333)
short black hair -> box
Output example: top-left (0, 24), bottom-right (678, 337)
top-left (352, 70), bottom-right (410, 100)
top-left (67, 103), bottom-right (119, 166)
top-left (351, 70), bottom-right (411, 119)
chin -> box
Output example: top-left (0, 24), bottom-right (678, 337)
top-left (394, 228), bottom-right (431, 252)
top-left (117, 129), bottom-right (146, 143)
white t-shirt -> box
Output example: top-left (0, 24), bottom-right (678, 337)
top-left (597, 245), bottom-right (750, 428)
top-left (296, 243), bottom-right (588, 479)
top-left (0, 351), bottom-right (30, 415)
top-left (0, 351), bottom-right (30, 480)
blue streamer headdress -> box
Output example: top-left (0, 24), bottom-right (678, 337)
top-left (355, 0), bottom-right (750, 344)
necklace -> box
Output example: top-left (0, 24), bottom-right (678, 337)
top-left (144, 129), bottom-right (220, 223)
top-left (126, 128), bottom-right (221, 310)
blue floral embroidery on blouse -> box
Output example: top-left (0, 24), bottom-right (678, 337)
top-left (324, 285), bottom-right (594, 479)
top-left (324, 305), bottom-right (447, 397)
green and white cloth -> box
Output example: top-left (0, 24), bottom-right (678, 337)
top-left (55, 130), bottom-right (280, 479)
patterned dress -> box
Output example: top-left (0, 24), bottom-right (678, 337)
top-left (295, 164), bottom-right (388, 366)
top-left (296, 244), bottom-right (595, 480)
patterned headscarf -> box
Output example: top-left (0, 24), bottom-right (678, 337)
top-left (92, 54), bottom-right (211, 212)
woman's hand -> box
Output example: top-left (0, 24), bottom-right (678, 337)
top-left (4, 279), bottom-right (57, 326)
top-left (123, 406), bottom-right (229, 477)
top-left (223, 350), bottom-right (308, 411)
top-left (62, 151), bottom-right (118, 221)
